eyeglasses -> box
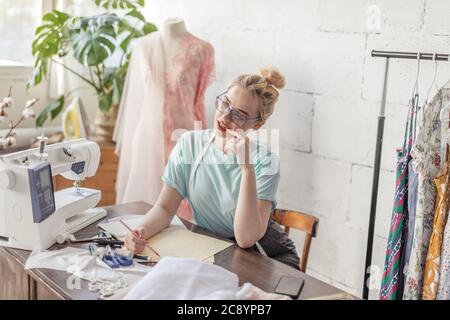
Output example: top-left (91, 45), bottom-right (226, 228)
top-left (215, 91), bottom-right (262, 127)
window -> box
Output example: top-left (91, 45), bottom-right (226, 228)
top-left (0, 0), bottom-right (45, 66)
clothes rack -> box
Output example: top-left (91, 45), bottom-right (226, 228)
top-left (363, 50), bottom-right (450, 300)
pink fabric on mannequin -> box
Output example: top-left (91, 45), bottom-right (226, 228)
top-left (162, 33), bottom-right (215, 160)
top-left (113, 32), bottom-right (215, 221)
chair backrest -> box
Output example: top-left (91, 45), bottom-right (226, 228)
top-left (271, 209), bottom-right (319, 272)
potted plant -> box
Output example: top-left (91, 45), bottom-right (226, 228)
top-left (27, 0), bottom-right (156, 139)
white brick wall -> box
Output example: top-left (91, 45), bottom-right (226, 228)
top-left (268, 91), bottom-right (314, 152)
top-left (144, 0), bottom-right (450, 298)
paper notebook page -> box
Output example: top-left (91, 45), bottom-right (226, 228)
top-left (203, 255), bottom-right (215, 264)
top-left (99, 218), bottom-right (143, 238)
top-left (99, 215), bottom-right (186, 238)
top-left (140, 226), bottom-right (233, 262)
top-left (99, 214), bottom-right (185, 239)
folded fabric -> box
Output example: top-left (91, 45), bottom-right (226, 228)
top-left (124, 257), bottom-right (290, 300)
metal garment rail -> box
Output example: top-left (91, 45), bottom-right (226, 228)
top-left (363, 50), bottom-right (449, 300)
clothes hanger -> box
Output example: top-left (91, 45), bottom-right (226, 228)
top-left (417, 53), bottom-right (440, 131)
top-left (424, 53), bottom-right (440, 105)
top-left (411, 52), bottom-right (421, 98)
top-left (411, 52), bottom-right (421, 141)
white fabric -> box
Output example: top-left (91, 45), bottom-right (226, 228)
top-left (113, 33), bottom-right (166, 206)
top-left (99, 215), bottom-right (185, 238)
top-left (124, 257), bottom-right (290, 300)
top-left (25, 247), bottom-right (152, 282)
top-left (25, 249), bottom-right (289, 300)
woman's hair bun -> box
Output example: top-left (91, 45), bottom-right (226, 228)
top-left (260, 65), bottom-right (286, 90)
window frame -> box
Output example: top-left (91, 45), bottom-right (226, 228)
top-left (0, 0), bottom-right (53, 80)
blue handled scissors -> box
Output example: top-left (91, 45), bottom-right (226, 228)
top-left (102, 254), bottom-right (121, 268)
top-left (102, 245), bottom-right (133, 268)
top-left (102, 253), bottom-right (133, 268)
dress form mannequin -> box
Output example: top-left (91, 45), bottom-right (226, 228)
top-left (161, 18), bottom-right (190, 66)
top-left (114, 17), bottom-right (215, 222)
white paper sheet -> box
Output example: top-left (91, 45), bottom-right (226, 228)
top-left (99, 215), bottom-right (185, 238)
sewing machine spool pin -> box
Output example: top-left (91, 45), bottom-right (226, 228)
top-left (35, 134), bottom-right (48, 160)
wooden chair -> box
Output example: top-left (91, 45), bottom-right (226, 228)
top-left (271, 209), bottom-right (319, 273)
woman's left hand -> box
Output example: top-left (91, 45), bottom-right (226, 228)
top-left (225, 129), bottom-right (252, 169)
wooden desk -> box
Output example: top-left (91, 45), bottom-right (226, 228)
top-left (0, 201), bottom-right (348, 300)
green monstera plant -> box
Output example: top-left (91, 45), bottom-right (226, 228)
top-left (28, 0), bottom-right (156, 127)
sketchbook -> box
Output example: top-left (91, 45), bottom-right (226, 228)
top-left (99, 216), bottom-right (232, 263)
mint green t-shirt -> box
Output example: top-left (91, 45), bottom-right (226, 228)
top-left (162, 129), bottom-right (280, 238)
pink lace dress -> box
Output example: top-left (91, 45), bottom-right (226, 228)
top-left (113, 31), bottom-right (215, 220)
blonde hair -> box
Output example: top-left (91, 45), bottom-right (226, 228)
top-left (227, 65), bottom-right (286, 120)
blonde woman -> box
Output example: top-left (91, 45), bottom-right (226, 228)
top-left (125, 66), bottom-right (300, 269)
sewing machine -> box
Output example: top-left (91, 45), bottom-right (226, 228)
top-left (0, 138), bottom-right (107, 250)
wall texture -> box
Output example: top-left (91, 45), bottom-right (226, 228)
top-left (144, 0), bottom-right (450, 298)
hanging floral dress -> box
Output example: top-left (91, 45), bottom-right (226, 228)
top-left (422, 151), bottom-right (450, 299)
top-left (403, 88), bottom-right (450, 299)
top-left (437, 205), bottom-right (450, 299)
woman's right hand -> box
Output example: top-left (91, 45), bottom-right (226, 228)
top-left (124, 227), bottom-right (147, 254)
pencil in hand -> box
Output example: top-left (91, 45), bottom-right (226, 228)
top-left (119, 219), bottom-right (160, 257)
